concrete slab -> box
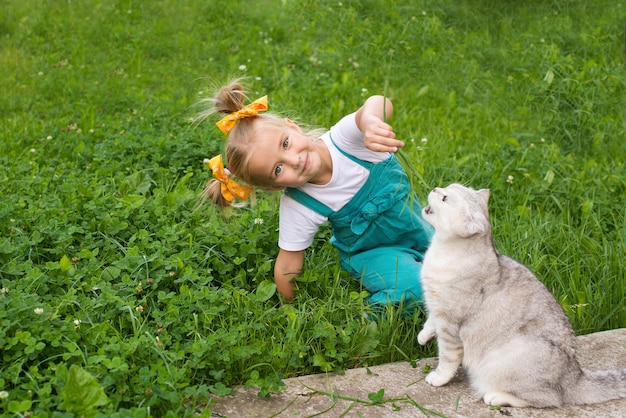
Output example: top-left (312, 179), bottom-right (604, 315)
top-left (211, 328), bottom-right (626, 417)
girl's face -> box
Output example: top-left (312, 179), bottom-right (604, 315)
top-left (247, 119), bottom-right (330, 188)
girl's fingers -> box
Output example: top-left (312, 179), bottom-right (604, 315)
top-left (363, 120), bottom-right (403, 152)
top-left (366, 138), bottom-right (405, 153)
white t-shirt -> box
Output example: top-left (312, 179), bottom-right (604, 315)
top-left (278, 112), bottom-right (390, 251)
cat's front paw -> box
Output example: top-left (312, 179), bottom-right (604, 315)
top-left (417, 328), bottom-right (435, 345)
top-left (424, 368), bottom-right (454, 387)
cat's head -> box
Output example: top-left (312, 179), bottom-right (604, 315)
top-left (422, 183), bottom-right (491, 238)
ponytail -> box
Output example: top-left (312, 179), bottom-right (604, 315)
top-left (199, 178), bottom-right (231, 208)
top-left (192, 78), bottom-right (247, 126)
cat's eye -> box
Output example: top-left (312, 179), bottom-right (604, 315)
top-left (442, 195), bottom-right (448, 202)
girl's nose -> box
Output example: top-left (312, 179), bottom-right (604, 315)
top-left (286, 150), bottom-right (301, 167)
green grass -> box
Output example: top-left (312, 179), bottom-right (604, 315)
top-left (1, 0), bottom-right (625, 415)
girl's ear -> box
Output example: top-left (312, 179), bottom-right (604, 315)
top-left (284, 118), bottom-right (302, 132)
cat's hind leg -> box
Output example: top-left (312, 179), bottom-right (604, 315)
top-left (483, 392), bottom-right (531, 408)
top-left (425, 329), bottom-right (463, 387)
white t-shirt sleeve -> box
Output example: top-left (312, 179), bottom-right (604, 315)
top-left (278, 193), bottom-right (327, 251)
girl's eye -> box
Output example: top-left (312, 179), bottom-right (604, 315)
top-left (274, 165), bottom-right (282, 177)
top-left (282, 138), bottom-right (289, 149)
top-left (442, 195), bottom-right (448, 202)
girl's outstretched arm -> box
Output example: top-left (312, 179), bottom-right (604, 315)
top-left (355, 95), bottom-right (404, 153)
top-left (274, 249), bottom-right (304, 301)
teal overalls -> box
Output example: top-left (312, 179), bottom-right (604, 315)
top-left (285, 136), bottom-right (433, 308)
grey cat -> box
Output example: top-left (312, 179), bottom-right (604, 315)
top-left (417, 183), bottom-right (626, 407)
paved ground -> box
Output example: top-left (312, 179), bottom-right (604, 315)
top-left (210, 328), bottom-right (626, 418)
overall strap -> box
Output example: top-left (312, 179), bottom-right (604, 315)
top-left (329, 132), bottom-right (374, 170)
top-left (284, 187), bottom-right (334, 217)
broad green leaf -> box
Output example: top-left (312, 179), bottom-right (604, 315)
top-left (101, 266), bottom-right (121, 280)
top-left (119, 194), bottom-right (146, 209)
top-left (59, 255), bottom-right (72, 272)
top-left (255, 280), bottom-right (276, 302)
top-left (121, 171), bottom-right (153, 195)
top-left (8, 399), bottom-right (32, 412)
top-left (60, 364), bottom-right (109, 417)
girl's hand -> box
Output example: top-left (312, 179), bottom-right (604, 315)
top-left (274, 249), bottom-right (304, 300)
top-left (356, 95), bottom-right (404, 153)
top-left (361, 116), bottom-right (405, 153)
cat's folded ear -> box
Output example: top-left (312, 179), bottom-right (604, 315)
top-left (462, 189), bottom-right (491, 236)
top-left (477, 189), bottom-right (490, 203)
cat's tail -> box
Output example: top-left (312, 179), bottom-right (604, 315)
top-left (565, 368), bottom-right (626, 405)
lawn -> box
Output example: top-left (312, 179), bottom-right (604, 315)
top-left (1, 0), bottom-right (625, 416)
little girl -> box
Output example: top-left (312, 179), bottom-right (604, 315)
top-left (199, 80), bottom-right (432, 309)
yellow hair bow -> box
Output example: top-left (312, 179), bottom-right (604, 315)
top-left (216, 95), bottom-right (268, 135)
top-left (205, 155), bottom-right (252, 202)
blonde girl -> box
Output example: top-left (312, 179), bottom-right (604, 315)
top-left (199, 80), bottom-right (432, 308)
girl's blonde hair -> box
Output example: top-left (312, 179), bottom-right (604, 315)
top-left (195, 79), bottom-right (323, 208)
